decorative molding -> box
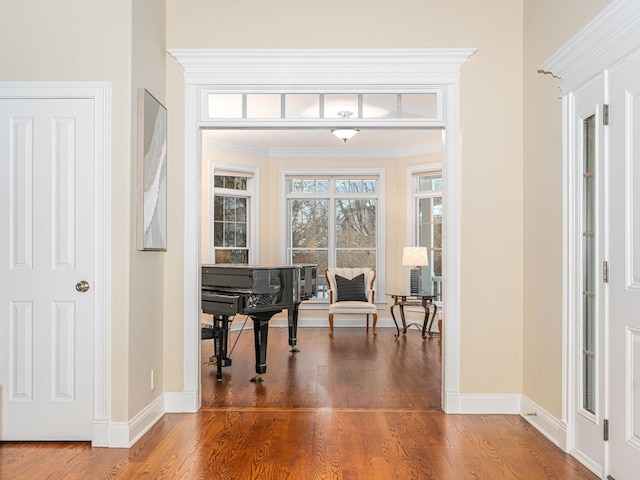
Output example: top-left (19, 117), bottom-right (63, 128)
top-left (168, 48), bottom-right (477, 86)
top-left (539, 0), bottom-right (640, 93)
top-left (520, 395), bottom-right (568, 451)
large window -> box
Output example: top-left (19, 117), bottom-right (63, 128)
top-left (210, 168), bottom-right (256, 264)
top-left (412, 170), bottom-right (443, 300)
top-left (285, 173), bottom-right (380, 298)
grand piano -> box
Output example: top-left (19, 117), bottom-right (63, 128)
top-left (201, 263), bottom-right (317, 381)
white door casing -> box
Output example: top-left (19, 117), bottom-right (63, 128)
top-left (607, 49), bottom-right (640, 480)
top-left (0, 83), bottom-right (110, 446)
top-left (168, 49), bottom-right (475, 413)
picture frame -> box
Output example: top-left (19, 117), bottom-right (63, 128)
top-left (137, 88), bottom-right (167, 251)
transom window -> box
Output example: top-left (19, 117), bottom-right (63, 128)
top-left (285, 173), bottom-right (380, 299)
top-left (206, 92), bottom-right (439, 120)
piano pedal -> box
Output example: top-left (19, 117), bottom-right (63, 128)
top-left (206, 356), bottom-right (232, 367)
top-left (205, 356), bottom-right (217, 366)
top-left (250, 375), bottom-right (264, 383)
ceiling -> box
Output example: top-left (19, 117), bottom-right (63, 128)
top-left (202, 128), bottom-right (444, 158)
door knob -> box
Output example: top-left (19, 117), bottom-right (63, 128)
top-left (75, 281), bottom-right (90, 293)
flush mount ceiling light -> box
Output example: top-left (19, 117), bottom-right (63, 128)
top-left (331, 110), bottom-right (359, 143)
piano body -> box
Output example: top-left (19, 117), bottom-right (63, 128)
top-left (201, 263), bottom-right (317, 381)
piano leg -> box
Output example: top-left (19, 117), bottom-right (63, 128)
top-left (288, 303), bottom-right (300, 353)
top-left (250, 314), bottom-right (272, 382)
top-left (212, 315), bottom-right (232, 381)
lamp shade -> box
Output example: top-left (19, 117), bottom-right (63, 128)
top-left (402, 246), bottom-right (429, 267)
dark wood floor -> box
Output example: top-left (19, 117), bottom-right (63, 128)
top-left (1, 326), bottom-right (598, 479)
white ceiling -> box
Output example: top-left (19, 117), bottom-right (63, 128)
top-left (202, 128), bottom-right (444, 158)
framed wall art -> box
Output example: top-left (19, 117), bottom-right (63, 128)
top-left (137, 88), bottom-right (167, 251)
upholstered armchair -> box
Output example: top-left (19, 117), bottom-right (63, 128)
top-left (325, 267), bottom-right (377, 336)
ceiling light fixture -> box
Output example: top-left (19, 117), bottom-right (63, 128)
top-left (331, 110), bottom-right (359, 143)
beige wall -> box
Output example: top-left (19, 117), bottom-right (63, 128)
top-left (522, 0), bottom-right (613, 417)
top-left (0, 0), bottom-right (166, 422)
top-left (166, 0), bottom-right (525, 396)
top-left (129, 0), bottom-right (167, 418)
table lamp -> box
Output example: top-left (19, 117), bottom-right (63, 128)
top-left (402, 246), bottom-right (429, 295)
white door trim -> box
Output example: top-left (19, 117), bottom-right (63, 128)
top-left (0, 82), bottom-right (111, 446)
top-left (169, 49), bottom-right (475, 413)
top-left (539, 0), bottom-right (640, 474)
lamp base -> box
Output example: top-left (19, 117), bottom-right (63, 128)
top-left (410, 268), bottom-right (420, 295)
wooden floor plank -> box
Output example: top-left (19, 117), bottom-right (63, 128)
top-left (0, 327), bottom-right (597, 479)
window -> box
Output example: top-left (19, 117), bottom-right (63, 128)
top-left (210, 168), bottom-right (257, 264)
top-left (412, 170), bottom-right (443, 300)
top-left (285, 173), bottom-right (381, 299)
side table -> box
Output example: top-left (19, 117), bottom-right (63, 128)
top-left (387, 293), bottom-right (438, 339)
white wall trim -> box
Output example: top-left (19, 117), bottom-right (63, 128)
top-left (108, 394), bottom-right (165, 448)
top-left (169, 48), bottom-right (476, 415)
top-left (0, 82), bottom-right (111, 447)
top-left (458, 394), bottom-right (521, 414)
top-left (540, 0), bottom-right (640, 93)
top-left (521, 395), bottom-right (568, 451)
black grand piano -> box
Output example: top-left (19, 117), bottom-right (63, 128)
top-left (201, 263), bottom-right (317, 381)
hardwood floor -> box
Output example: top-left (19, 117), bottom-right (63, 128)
top-left (1, 327), bottom-right (598, 479)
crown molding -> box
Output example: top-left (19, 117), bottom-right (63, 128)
top-left (539, 0), bottom-right (640, 93)
top-left (168, 48), bottom-right (477, 86)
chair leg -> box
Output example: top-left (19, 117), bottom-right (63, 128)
top-left (329, 313), bottom-right (334, 337)
top-left (366, 314), bottom-right (369, 331)
top-left (373, 313), bottom-right (378, 336)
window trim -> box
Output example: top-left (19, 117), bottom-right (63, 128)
top-left (208, 163), bottom-right (260, 264)
top-left (280, 167), bottom-right (386, 305)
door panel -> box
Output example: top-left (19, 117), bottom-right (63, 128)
top-left (0, 98), bottom-right (95, 440)
top-left (570, 76), bottom-right (606, 471)
top-left (608, 50), bottom-right (640, 479)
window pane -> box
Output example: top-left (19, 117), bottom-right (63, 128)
top-left (401, 93), bottom-right (437, 118)
top-left (324, 94), bottom-right (359, 119)
top-left (214, 221), bottom-right (223, 247)
top-left (290, 199), bottom-right (329, 248)
top-left (335, 199), bottom-right (376, 248)
top-left (284, 94), bottom-right (320, 119)
top-left (236, 223), bottom-right (247, 247)
top-left (224, 197), bottom-right (236, 221)
top-left (215, 249), bottom-right (248, 264)
top-left (236, 197), bottom-right (247, 222)
top-left (246, 94), bottom-right (281, 119)
top-left (336, 249), bottom-right (376, 269)
top-left (362, 93), bottom-right (397, 118)
top-left (214, 196), bottom-right (224, 218)
top-left (418, 174), bottom-right (442, 192)
top-left (208, 94), bottom-right (243, 119)
top-left (224, 222), bottom-right (235, 247)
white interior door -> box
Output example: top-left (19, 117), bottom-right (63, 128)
top-left (0, 98), bottom-right (95, 440)
top-left (607, 50), bottom-right (640, 479)
top-left (569, 76), bottom-right (607, 472)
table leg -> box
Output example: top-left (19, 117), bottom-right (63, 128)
top-left (390, 303), bottom-right (401, 338)
top-left (399, 304), bottom-right (408, 334)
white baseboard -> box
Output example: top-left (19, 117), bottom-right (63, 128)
top-left (107, 394), bottom-right (165, 448)
top-left (458, 393), bottom-right (522, 414)
top-left (520, 395), bottom-right (567, 450)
